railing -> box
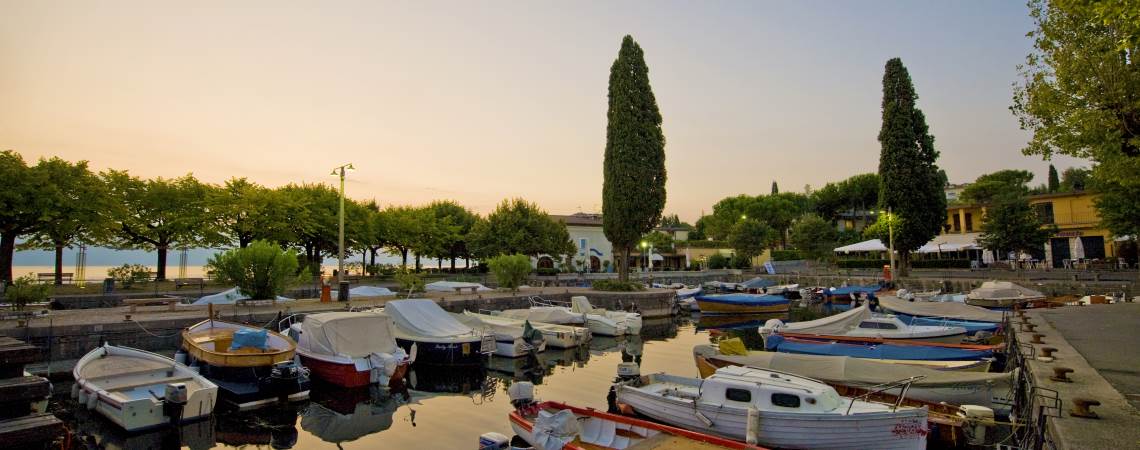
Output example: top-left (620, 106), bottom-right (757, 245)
top-left (1007, 316), bottom-right (1061, 450)
top-left (845, 375), bottom-right (924, 414)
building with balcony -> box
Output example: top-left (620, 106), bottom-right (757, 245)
top-left (943, 191), bottom-right (1115, 268)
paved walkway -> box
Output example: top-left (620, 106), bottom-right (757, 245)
top-left (1037, 303), bottom-right (1140, 410)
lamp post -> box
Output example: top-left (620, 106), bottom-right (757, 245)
top-left (880, 208), bottom-right (896, 280)
top-left (331, 163), bottom-right (354, 287)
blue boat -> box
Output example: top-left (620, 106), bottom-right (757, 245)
top-left (694, 294), bottom-right (790, 315)
top-left (894, 313), bottom-right (1001, 335)
top-left (763, 334), bottom-right (995, 361)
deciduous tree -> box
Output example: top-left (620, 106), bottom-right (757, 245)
top-left (469, 199), bottom-right (573, 258)
top-left (0, 151), bottom-right (53, 283)
top-left (978, 197), bottom-right (1055, 260)
top-left (790, 214), bottom-right (838, 261)
top-left (727, 218), bottom-right (775, 262)
top-left (603, 35), bottom-right (667, 282)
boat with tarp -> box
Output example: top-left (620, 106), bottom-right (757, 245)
top-left (764, 333), bottom-right (1000, 361)
top-left (966, 281), bottom-right (1045, 308)
top-left (759, 304), bottom-right (968, 343)
top-left (695, 294), bottom-right (790, 315)
top-left (381, 299), bottom-right (496, 366)
top-left (285, 311), bottom-right (411, 388)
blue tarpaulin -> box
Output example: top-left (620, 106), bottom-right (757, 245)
top-left (764, 334), bottom-right (993, 361)
top-left (694, 293), bottom-right (789, 306)
top-left (895, 314), bottom-right (1001, 335)
top-left (230, 328), bottom-right (269, 351)
top-left (826, 285), bottom-right (882, 297)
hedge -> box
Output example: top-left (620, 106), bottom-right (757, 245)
top-left (770, 249), bottom-right (803, 261)
top-left (677, 240), bottom-right (728, 249)
top-left (911, 259), bottom-right (971, 269)
top-left (592, 280), bottom-right (646, 292)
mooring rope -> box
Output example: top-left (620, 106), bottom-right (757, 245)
top-left (132, 319), bottom-right (182, 338)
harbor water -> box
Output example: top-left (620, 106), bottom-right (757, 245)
top-left (50, 314), bottom-right (780, 449)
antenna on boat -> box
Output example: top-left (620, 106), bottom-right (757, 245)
top-left (208, 303), bottom-right (214, 324)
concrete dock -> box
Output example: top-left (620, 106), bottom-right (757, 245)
top-left (1017, 303), bottom-right (1140, 449)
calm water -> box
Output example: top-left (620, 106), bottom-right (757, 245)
top-left (50, 314), bottom-right (784, 449)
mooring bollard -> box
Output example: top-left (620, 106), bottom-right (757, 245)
top-left (1023, 323), bottom-right (1038, 332)
top-left (1031, 333), bottom-right (1046, 344)
top-left (1040, 347), bottom-right (1057, 358)
top-left (1050, 367), bottom-right (1074, 382)
top-left (1070, 398), bottom-right (1101, 418)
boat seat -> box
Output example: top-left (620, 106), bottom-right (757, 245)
top-left (103, 374), bottom-right (196, 393)
top-left (83, 365), bottom-right (179, 383)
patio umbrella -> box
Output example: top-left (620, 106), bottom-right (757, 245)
top-left (1073, 237), bottom-right (1085, 260)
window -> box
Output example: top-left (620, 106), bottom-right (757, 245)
top-left (1034, 202), bottom-right (1055, 224)
top-left (879, 323), bottom-right (898, 330)
top-left (725, 388), bottom-right (751, 403)
top-left (771, 393), bottom-right (801, 408)
top-left (964, 213), bottom-right (973, 232)
top-left (858, 322), bottom-right (879, 329)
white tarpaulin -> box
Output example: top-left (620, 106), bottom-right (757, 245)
top-left (531, 409), bottom-right (580, 450)
top-left (300, 312), bottom-right (399, 358)
top-left (968, 281), bottom-right (1045, 302)
top-left (192, 287), bottom-right (293, 305)
top-left (384, 299), bottom-right (474, 338)
top-left (879, 295), bottom-right (1005, 322)
top-left (424, 281), bottom-right (492, 292)
top-left (349, 286), bottom-right (396, 297)
top-left (497, 307), bottom-right (585, 325)
top-left (768, 304), bottom-right (872, 335)
top-left (834, 239), bottom-right (887, 253)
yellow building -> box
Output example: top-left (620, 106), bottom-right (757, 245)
top-left (944, 191), bottom-right (1115, 268)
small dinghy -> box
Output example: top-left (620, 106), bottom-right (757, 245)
top-left (465, 311), bottom-right (590, 348)
top-left (383, 299), bottom-right (496, 365)
top-left (760, 304), bottom-right (968, 343)
top-left (180, 318), bottom-right (310, 410)
top-left (287, 311), bottom-right (411, 388)
top-left (74, 343), bottom-right (218, 431)
top-left (966, 281), bottom-right (1045, 308)
top-left (505, 382), bottom-right (762, 450)
top-left (695, 293), bottom-right (790, 315)
top-left (616, 365), bottom-right (928, 449)
top-left (451, 312), bottom-right (547, 357)
top-left (764, 334), bottom-right (999, 361)
top-left (676, 286), bottom-right (703, 312)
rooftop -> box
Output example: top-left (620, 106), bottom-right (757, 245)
top-left (550, 212), bottom-right (603, 227)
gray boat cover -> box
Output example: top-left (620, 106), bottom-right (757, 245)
top-left (967, 281), bottom-right (1045, 301)
top-left (497, 307), bottom-right (584, 325)
top-left (425, 281), bottom-right (492, 292)
top-left (879, 296), bottom-right (1005, 322)
top-left (300, 312), bottom-right (399, 358)
top-left (300, 401), bottom-right (397, 443)
top-left (384, 299), bottom-right (474, 338)
top-left (694, 345), bottom-right (1012, 388)
top-left (776, 304), bottom-right (871, 335)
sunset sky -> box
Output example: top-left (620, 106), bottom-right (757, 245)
top-left (1, 1), bottom-right (1087, 223)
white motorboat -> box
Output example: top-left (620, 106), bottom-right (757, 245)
top-left (763, 284), bottom-right (799, 295)
top-left (497, 296), bottom-right (639, 336)
top-left (760, 304), bottom-right (968, 343)
top-left (451, 312), bottom-right (546, 357)
top-left (464, 311), bottom-right (590, 348)
top-left (570, 296), bottom-right (642, 335)
top-left (966, 281), bottom-right (1045, 308)
top-left (285, 311), bottom-right (411, 388)
top-left (73, 343), bottom-right (218, 432)
top-left (381, 299), bottom-right (496, 365)
top-left (676, 286), bottom-right (702, 311)
top-left (616, 365), bottom-right (929, 449)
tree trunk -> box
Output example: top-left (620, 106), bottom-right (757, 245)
top-left (369, 249), bottom-right (376, 267)
top-left (617, 246), bottom-right (629, 282)
top-left (415, 254), bottom-right (422, 273)
top-left (0, 233), bottom-right (15, 284)
top-left (156, 245), bottom-right (168, 281)
top-left (450, 256), bottom-right (456, 272)
top-left (400, 248), bottom-right (408, 270)
top-left (437, 258), bottom-right (442, 271)
top-left (54, 244), bottom-right (65, 286)
top-left (239, 236), bottom-right (251, 248)
top-left (362, 251), bottom-right (367, 274)
top-left (899, 251), bottom-right (911, 278)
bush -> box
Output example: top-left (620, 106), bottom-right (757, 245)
top-left (679, 240), bottom-right (728, 249)
top-left (487, 254), bottom-right (532, 292)
top-left (535, 268), bottom-right (560, 276)
top-left (911, 259), bottom-right (971, 269)
top-left (770, 249), bottom-right (803, 261)
top-left (207, 241), bottom-right (301, 300)
top-left (707, 254), bottom-right (729, 269)
top-left (4, 275), bottom-right (51, 310)
top-left (836, 259), bottom-right (890, 269)
top-left (394, 270), bottom-right (425, 294)
top-left (592, 280), bottom-right (646, 291)
top-left (730, 254), bottom-right (752, 269)
top-left (107, 264), bottom-right (151, 289)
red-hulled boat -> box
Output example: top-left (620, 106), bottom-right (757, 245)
top-left (287, 311), bottom-right (411, 388)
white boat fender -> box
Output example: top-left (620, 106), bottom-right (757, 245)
top-left (86, 391), bottom-right (99, 410)
top-left (759, 318), bottom-right (785, 336)
top-left (409, 342), bottom-right (418, 364)
top-left (70, 383), bottom-right (79, 400)
top-left (478, 432), bottom-right (511, 449)
top-left (746, 406), bottom-right (760, 445)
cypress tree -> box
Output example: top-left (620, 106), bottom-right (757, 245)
top-left (877, 58), bottom-right (946, 277)
top-left (771, 181), bottom-right (779, 195)
top-left (1047, 164), bottom-right (1060, 192)
top-left (603, 35), bottom-right (667, 282)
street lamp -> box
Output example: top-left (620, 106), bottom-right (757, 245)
top-left (640, 241), bottom-right (649, 272)
top-left (879, 208), bottom-right (896, 280)
top-left (331, 163), bottom-right (355, 287)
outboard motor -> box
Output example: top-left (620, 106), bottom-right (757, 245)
top-left (758, 318), bottom-right (785, 337)
top-left (507, 381), bottom-right (536, 410)
top-left (614, 362), bottom-right (640, 383)
top-left (267, 360), bottom-right (305, 403)
top-left (162, 383), bottom-right (188, 425)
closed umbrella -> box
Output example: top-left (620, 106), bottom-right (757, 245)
top-left (1073, 237), bottom-right (1085, 260)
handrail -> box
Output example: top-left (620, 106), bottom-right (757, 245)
top-left (845, 375), bottom-right (925, 414)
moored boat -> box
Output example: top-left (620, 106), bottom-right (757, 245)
top-left (180, 319), bottom-right (310, 410)
top-left (570, 296), bottom-right (642, 335)
top-left (287, 311), bottom-right (411, 388)
top-left (966, 281), bottom-right (1045, 309)
top-left (615, 365), bottom-right (929, 449)
top-left (759, 304), bottom-right (968, 343)
top-left (73, 343), bottom-right (219, 431)
top-left (383, 299), bottom-right (496, 365)
top-left (764, 333), bottom-right (999, 361)
top-left (695, 293), bottom-right (790, 315)
top-left (465, 310), bottom-right (590, 348)
top-left (506, 383), bottom-right (763, 450)
top-left (498, 297), bottom-right (638, 337)
top-left (451, 312), bottom-right (547, 358)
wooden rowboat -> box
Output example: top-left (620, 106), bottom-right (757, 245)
top-left (181, 319), bottom-right (296, 367)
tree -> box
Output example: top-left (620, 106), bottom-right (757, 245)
top-left (790, 214), bottom-right (838, 261)
top-left (206, 240), bottom-right (300, 300)
top-left (771, 181), bottom-right (779, 195)
top-left (486, 254), bottom-right (531, 293)
top-left (468, 198), bottom-right (574, 258)
top-left (210, 178), bottom-right (295, 248)
top-left (1094, 180), bottom-right (1140, 239)
top-left (960, 170), bottom-right (1034, 204)
top-left (640, 231), bottom-right (675, 252)
top-left (0, 151), bottom-right (53, 283)
top-left (978, 197), bottom-right (1055, 260)
top-left (811, 173), bottom-right (880, 223)
top-left (375, 205), bottom-right (422, 270)
top-left (1060, 167), bottom-right (1091, 192)
top-left (104, 171), bottom-right (213, 281)
top-left (727, 218), bottom-right (774, 262)
top-left (427, 201), bottom-right (478, 271)
top-left (20, 157), bottom-right (114, 285)
top-left (602, 35), bottom-right (667, 282)
top-left (1047, 164), bottom-right (1060, 192)
top-left (877, 58), bottom-right (946, 276)
top-left (276, 183), bottom-right (341, 275)
top-left (658, 214), bottom-right (690, 230)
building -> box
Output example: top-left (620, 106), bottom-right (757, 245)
top-left (546, 212), bottom-right (697, 272)
top-left (942, 191), bottom-right (1115, 268)
top-left (945, 183), bottom-right (970, 203)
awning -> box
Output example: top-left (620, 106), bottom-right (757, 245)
top-left (834, 239), bottom-right (887, 253)
top-left (917, 233), bottom-right (982, 253)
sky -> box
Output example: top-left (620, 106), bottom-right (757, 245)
top-left (0, 1), bottom-right (1088, 224)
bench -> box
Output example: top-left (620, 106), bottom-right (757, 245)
top-left (123, 297), bottom-right (181, 313)
top-left (453, 286), bottom-right (479, 294)
top-left (35, 273), bottom-right (72, 284)
top-left (174, 278), bottom-right (205, 289)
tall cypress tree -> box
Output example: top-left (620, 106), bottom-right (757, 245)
top-left (1047, 164), bottom-right (1060, 192)
top-left (603, 35), bottom-right (667, 282)
top-left (877, 58), bottom-right (945, 276)
top-left (771, 181), bottom-right (779, 195)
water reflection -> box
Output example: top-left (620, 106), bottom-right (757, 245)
top-left (301, 385), bottom-right (401, 446)
top-left (214, 405), bottom-right (300, 449)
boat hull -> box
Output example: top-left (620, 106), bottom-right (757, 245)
top-left (695, 298), bottom-right (790, 315)
top-left (188, 358), bottom-right (310, 411)
top-left (617, 386), bottom-right (927, 449)
top-left (395, 337), bottom-right (486, 366)
top-left (894, 314), bottom-right (1001, 335)
top-left (765, 335), bottom-right (997, 361)
top-left (297, 353), bottom-right (409, 389)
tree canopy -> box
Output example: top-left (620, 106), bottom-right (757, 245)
top-left (1047, 164), bottom-right (1060, 192)
top-left (790, 214), bottom-right (838, 261)
top-left (602, 35), bottom-right (667, 281)
top-left (978, 197), bottom-right (1055, 259)
top-left (1, 151), bottom-right (62, 283)
top-left (960, 170), bottom-right (1034, 204)
top-left (877, 58), bottom-right (946, 275)
top-left (469, 198), bottom-right (573, 258)
top-left (727, 218), bottom-right (775, 261)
